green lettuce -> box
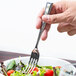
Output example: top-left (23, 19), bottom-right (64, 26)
top-left (10, 71), bottom-right (32, 76)
top-left (55, 67), bottom-right (60, 76)
top-left (39, 68), bottom-right (46, 76)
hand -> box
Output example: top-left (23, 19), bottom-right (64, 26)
top-left (36, 0), bottom-right (76, 40)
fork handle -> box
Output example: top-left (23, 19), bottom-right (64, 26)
top-left (35, 2), bottom-right (53, 48)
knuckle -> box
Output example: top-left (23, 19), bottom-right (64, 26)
top-left (65, 12), bottom-right (74, 23)
top-left (45, 16), bottom-right (51, 24)
top-left (52, 16), bottom-right (58, 23)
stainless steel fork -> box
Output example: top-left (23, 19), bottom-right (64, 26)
top-left (25, 2), bottom-right (53, 74)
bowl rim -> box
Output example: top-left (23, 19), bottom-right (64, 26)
top-left (1, 56), bottom-right (76, 76)
top-left (4, 56), bottom-right (73, 66)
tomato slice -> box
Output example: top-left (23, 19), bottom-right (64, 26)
top-left (33, 67), bottom-right (39, 72)
top-left (55, 66), bottom-right (61, 69)
top-left (7, 70), bottom-right (14, 76)
top-left (44, 69), bottom-right (54, 76)
top-left (29, 67), bottom-right (39, 74)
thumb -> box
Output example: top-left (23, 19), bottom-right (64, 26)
top-left (42, 12), bottom-right (66, 24)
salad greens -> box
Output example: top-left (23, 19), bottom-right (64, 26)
top-left (0, 60), bottom-right (61, 76)
top-left (10, 71), bottom-right (32, 76)
top-left (7, 60), bottom-right (16, 71)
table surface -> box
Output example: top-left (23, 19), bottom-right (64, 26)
top-left (0, 51), bottom-right (30, 63)
top-left (0, 51), bottom-right (76, 67)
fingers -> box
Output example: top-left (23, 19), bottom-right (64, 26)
top-left (38, 8), bottom-right (45, 18)
top-left (42, 12), bottom-right (66, 24)
top-left (41, 30), bottom-right (48, 41)
top-left (57, 22), bottom-right (76, 36)
top-left (68, 29), bottom-right (76, 36)
top-left (36, 18), bottom-right (42, 29)
top-left (57, 23), bottom-right (74, 32)
top-left (36, 8), bottom-right (45, 29)
top-left (41, 24), bottom-right (51, 41)
top-left (36, 8), bottom-right (51, 41)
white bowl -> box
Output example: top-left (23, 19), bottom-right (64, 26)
top-left (1, 57), bottom-right (76, 76)
top-left (0, 74), bottom-right (4, 76)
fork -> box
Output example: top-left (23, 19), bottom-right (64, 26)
top-left (25, 2), bottom-right (53, 74)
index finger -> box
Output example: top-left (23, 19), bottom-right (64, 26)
top-left (36, 8), bottom-right (45, 29)
top-left (38, 8), bottom-right (45, 18)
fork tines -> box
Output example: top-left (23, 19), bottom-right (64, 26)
top-left (24, 48), bottom-right (39, 74)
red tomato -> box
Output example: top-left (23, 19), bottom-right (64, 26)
top-left (7, 70), bottom-right (14, 76)
top-left (30, 67), bottom-right (39, 74)
top-left (44, 69), bottom-right (54, 76)
top-left (55, 66), bottom-right (61, 69)
top-left (33, 67), bottom-right (39, 72)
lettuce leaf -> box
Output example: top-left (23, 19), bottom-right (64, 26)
top-left (32, 71), bottom-right (37, 76)
top-left (55, 67), bottom-right (60, 76)
top-left (39, 68), bottom-right (46, 76)
top-left (10, 71), bottom-right (32, 76)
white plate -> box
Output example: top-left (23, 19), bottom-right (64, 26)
top-left (1, 57), bottom-right (76, 76)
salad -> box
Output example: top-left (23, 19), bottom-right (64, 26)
top-left (0, 60), bottom-right (61, 76)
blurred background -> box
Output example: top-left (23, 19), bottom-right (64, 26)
top-left (0, 0), bottom-right (76, 60)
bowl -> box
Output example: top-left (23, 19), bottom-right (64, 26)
top-left (0, 56), bottom-right (76, 76)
